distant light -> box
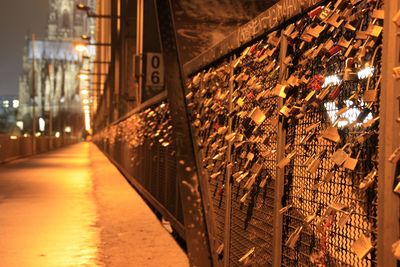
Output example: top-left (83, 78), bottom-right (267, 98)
top-left (10, 136), bottom-right (18, 140)
top-left (357, 66), bottom-right (374, 79)
top-left (322, 74), bottom-right (341, 88)
top-left (3, 100), bottom-right (9, 108)
top-left (65, 126), bottom-right (72, 133)
top-left (16, 121), bottom-right (23, 130)
top-left (23, 133), bottom-right (29, 137)
top-left (84, 109), bottom-right (90, 114)
top-left (83, 99), bottom-right (89, 104)
top-left (60, 96), bottom-right (65, 103)
top-left (55, 131), bottom-right (60, 138)
top-left (81, 89), bottom-right (89, 95)
top-left (85, 112), bottom-right (91, 131)
top-left (12, 100), bottom-right (19, 108)
top-left (79, 73), bottom-right (90, 80)
top-left (39, 117), bottom-right (45, 132)
top-left (35, 132), bottom-right (41, 137)
top-left (83, 105), bottom-right (90, 110)
top-left (75, 44), bottom-right (88, 52)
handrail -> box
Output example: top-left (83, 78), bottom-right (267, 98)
top-left (183, 0), bottom-right (327, 77)
top-left (110, 90), bottom-right (168, 127)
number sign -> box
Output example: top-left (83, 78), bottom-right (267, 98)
top-left (146, 53), bottom-right (164, 86)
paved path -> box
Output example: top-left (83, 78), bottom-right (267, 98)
top-left (0, 142), bottom-right (189, 267)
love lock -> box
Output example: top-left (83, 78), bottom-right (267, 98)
top-left (343, 57), bottom-right (359, 81)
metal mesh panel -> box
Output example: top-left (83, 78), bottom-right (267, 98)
top-left (186, 60), bottom-right (232, 250)
top-left (186, 29), bottom-right (282, 266)
top-left (186, 0), bottom-right (383, 265)
top-left (280, 1), bottom-right (382, 265)
top-left (227, 31), bottom-right (281, 266)
top-left (92, 101), bottom-right (183, 229)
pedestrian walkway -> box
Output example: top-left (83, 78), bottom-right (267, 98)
top-left (0, 142), bottom-right (189, 267)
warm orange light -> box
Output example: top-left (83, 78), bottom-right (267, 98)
top-left (84, 112), bottom-right (91, 131)
top-left (81, 34), bottom-right (90, 41)
top-left (83, 99), bottom-right (89, 104)
top-left (75, 44), bottom-right (87, 52)
top-left (77, 3), bottom-right (86, 9)
top-left (81, 89), bottom-right (89, 95)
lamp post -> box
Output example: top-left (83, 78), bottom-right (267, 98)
top-left (31, 33), bottom-right (37, 154)
top-left (76, 3), bottom-right (120, 19)
top-left (80, 35), bottom-right (112, 47)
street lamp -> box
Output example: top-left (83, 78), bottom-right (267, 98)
top-left (76, 3), bottom-right (120, 19)
top-left (80, 35), bottom-right (111, 47)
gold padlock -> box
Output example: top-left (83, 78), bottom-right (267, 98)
top-left (343, 58), bottom-right (359, 81)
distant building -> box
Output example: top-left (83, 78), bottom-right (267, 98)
top-left (18, 0), bottom-right (95, 136)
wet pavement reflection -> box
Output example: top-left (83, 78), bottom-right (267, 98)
top-left (0, 143), bottom-right (100, 267)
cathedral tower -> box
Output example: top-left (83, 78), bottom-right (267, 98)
top-left (47, 0), bottom-right (94, 40)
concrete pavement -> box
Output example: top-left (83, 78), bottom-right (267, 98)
top-left (0, 142), bottom-right (189, 267)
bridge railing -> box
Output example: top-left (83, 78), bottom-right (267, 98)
top-left (0, 135), bottom-right (80, 163)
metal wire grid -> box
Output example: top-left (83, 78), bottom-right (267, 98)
top-left (186, 29), bottom-right (283, 266)
top-left (186, 61), bottom-right (232, 250)
top-left (280, 1), bottom-right (382, 266)
top-left (93, 101), bottom-right (183, 225)
top-left (227, 32), bottom-right (281, 266)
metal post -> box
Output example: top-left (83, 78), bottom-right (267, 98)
top-left (223, 58), bottom-right (234, 267)
top-left (378, 1), bottom-right (400, 265)
top-left (192, 74), bottom-right (220, 266)
top-left (48, 64), bottom-right (53, 149)
top-left (272, 31), bottom-right (288, 267)
top-left (153, 0), bottom-right (213, 266)
top-left (136, 0), bottom-right (144, 104)
top-left (31, 33), bottom-right (36, 155)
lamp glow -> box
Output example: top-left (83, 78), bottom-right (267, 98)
top-left (357, 66), bottom-right (374, 79)
top-left (12, 100), bottom-right (19, 108)
top-left (16, 121), bottom-right (23, 130)
top-left (79, 73), bottom-right (89, 80)
top-left (322, 74), bottom-right (341, 88)
top-left (75, 44), bottom-right (87, 52)
top-left (324, 100), bottom-right (373, 128)
top-left (84, 112), bottom-right (91, 131)
top-left (39, 117), bottom-right (45, 132)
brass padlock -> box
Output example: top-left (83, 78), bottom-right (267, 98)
top-left (343, 58), bottom-right (359, 81)
top-left (331, 143), bottom-right (351, 166)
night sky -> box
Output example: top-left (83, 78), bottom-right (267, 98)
top-left (0, 0), bottom-right (49, 97)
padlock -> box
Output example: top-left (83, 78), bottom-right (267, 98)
top-left (343, 58), bottom-right (359, 81)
